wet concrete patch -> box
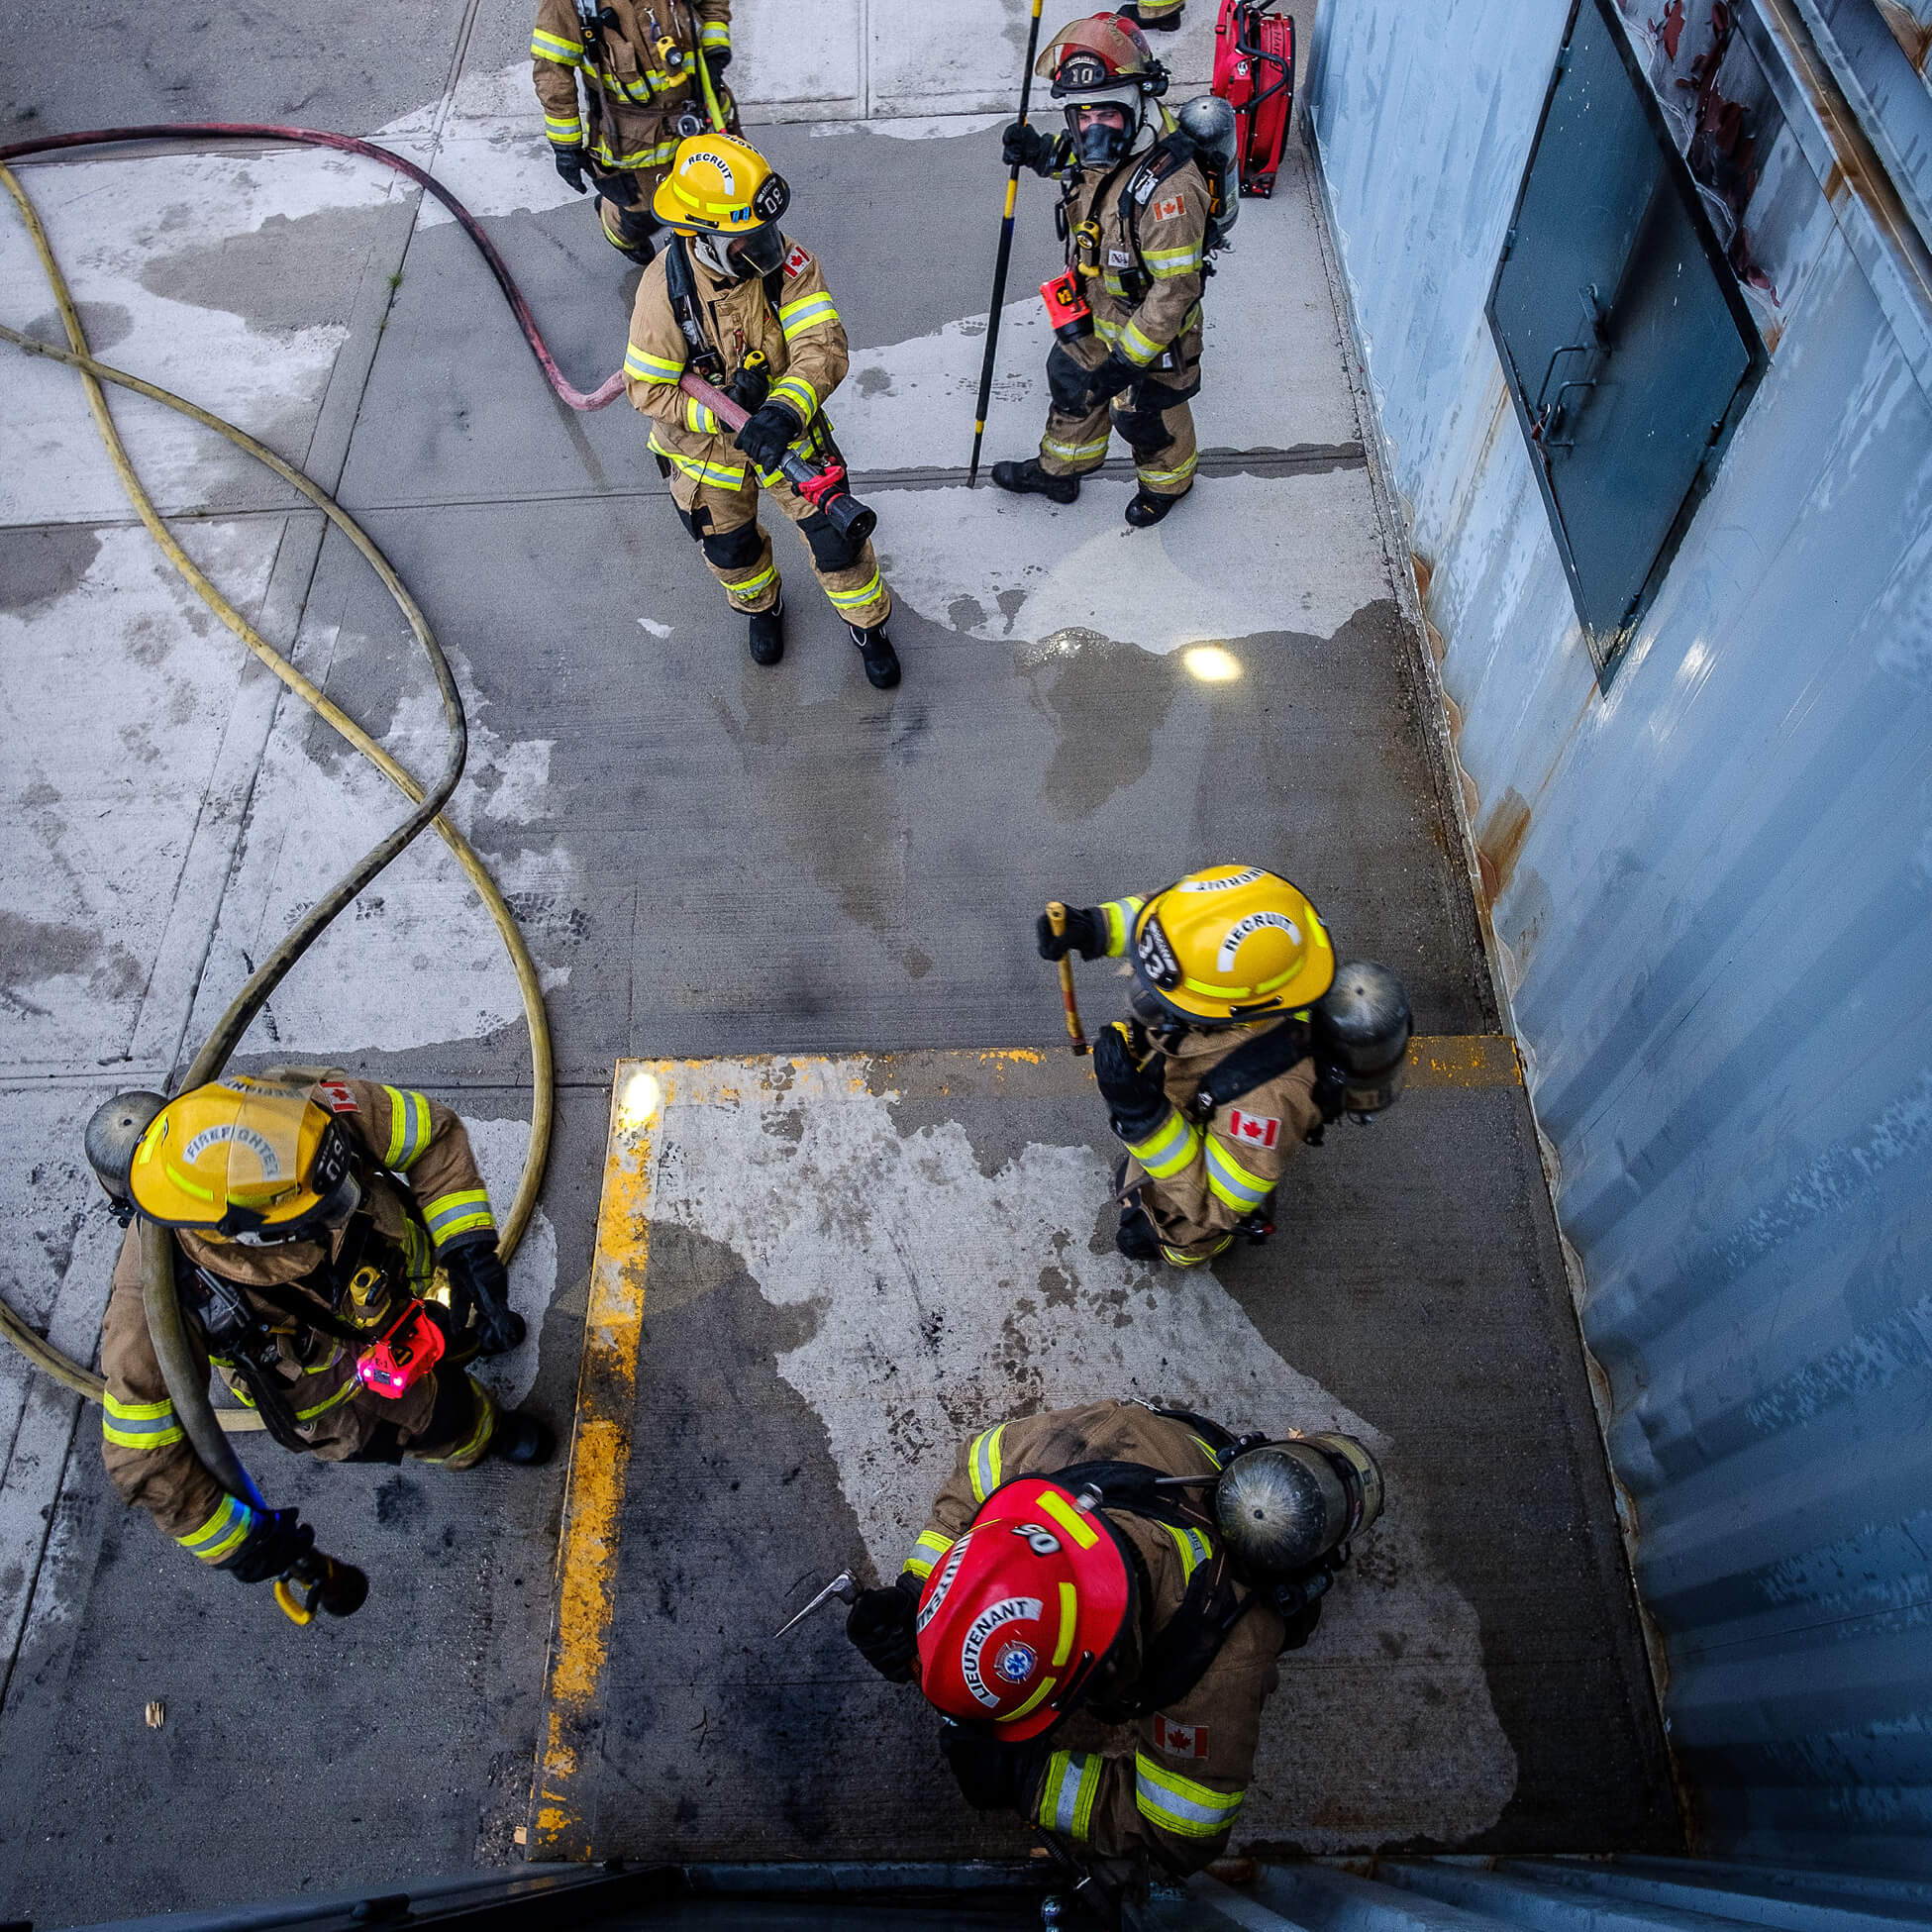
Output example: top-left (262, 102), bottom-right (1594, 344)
top-left (0, 524), bottom-right (103, 616)
top-left (137, 207), bottom-right (394, 335)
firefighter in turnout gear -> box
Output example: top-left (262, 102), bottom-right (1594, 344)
top-left (86, 1074), bottom-right (553, 1587)
top-left (1038, 866), bottom-right (1348, 1268)
top-left (994, 15), bottom-right (1210, 527)
top-left (531, 0), bottom-right (735, 264)
top-left (845, 1400), bottom-right (1376, 1883)
top-left (624, 133), bottom-right (901, 687)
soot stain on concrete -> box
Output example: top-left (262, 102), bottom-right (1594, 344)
top-left (136, 208), bottom-right (386, 333)
top-left (599, 1231), bottom-right (1010, 1858)
top-left (0, 525), bottom-right (103, 616)
top-left (0, 910), bottom-right (142, 1016)
top-left (1018, 628), bottom-right (1181, 821)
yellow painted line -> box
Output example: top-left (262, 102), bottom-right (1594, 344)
top-left (1405, 1033), bottom-right (1521, 1087)
top-left (527, 1062), bottom-right (664, 1859)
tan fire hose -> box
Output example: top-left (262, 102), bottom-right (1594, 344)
top-left (0, 163), bottom-right (554, 1485)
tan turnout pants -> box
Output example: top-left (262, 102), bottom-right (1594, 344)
top-left (668, 463), bottom-right (891, 628)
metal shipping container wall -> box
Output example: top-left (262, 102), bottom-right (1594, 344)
top-left (1306, 0), bottom-right (1932, 1872)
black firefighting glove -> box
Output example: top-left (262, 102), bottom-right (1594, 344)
top-left (553, 144), bottom-right (588, 194)
top-left (727, 360), bottom-right (771, 415)
top-left (706, 44), bottom-right (733, 74)
top-left (941, 1727), bottom-right (1053, 1815)
top-left (1082, 351), bottom-right (1140, 410)
top-left (223, 1506), bottom-right (314, 1585)
top-left (1001, 120), bottom-right (1056, 177)
top-left (1094, 1021), bottom-right (1168, 1141)
top-left (445, 1239), bottom-right (525, 1356)
top-left (734, 400), bottom-right (802, 473)
top-left (1035, 904), bottom-right (1106, 962)
top-left (847, 1573), bottom-right (921, 1681)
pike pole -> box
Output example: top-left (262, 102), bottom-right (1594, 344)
top-left (966, 0), bottom-right (1047, 487)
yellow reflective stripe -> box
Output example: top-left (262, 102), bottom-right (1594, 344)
top-left (824, 572), bottom-right (883, 610)
top-left (531, 28), bottom-right (582, 62)
top-left (545, 115), bottom-right (585, 141)
top-left (1138, 452), bottom-right (1198, 487)
top-left (1053, 1580), bottom-right (1078, 1665)
top-left (1036, 1488), bottom-right (1100, 1550)
top-left (292, 1376), bottom-right (360, 1424)
top-left (382, 1086), bottom-right (431, 1169)
top-left (1043, 432), bottom-right (1109, 462)
top-left (768, 375), bottom-right (818, 425)
top-left (1119, 317), bottom-right (1165, 366)
top-left (165, 1162), bottom-right (215, 1202)
top-left (1000, 1672), bottom-right (1061, 1724)
top-left (177, 1493), bottom-right (255, 1564)
top-left (102, 1391), bottom-right (185, 1450)
top-left (1037, 1750), bottom-right (1103, 1841)
top-left (778, 295), bottom-right (840, 338)
top-left (1126, 1108), bottom-right (1199, 1180)
top-left (417, 1377), bottom-right (495, 1465)
top-left (1134, 1753), bottom-right (1245, 1837)
top-left (1144, 246), bottom-right (1202, 277)
top-left (626, 345), bottom-right (686, 383)
top-left (1161, 1235), bottom-right (1232, 1268)
top-left (424, 1188), bottom-right (494, 1246)
top-left (1099, 897), bottom-right (1145, 957)
top-left (650, 433), bottom-right (748, 488)
top-left (594, 136), bottom-right (679, 168)
top-left (728, 559), bottom-right (779, 599)
top-left (1204, 1137), bottom-right (1271, 1211)
top-left (903, 1528), bottom-right (954, 1579)
top-left (683, 396), bottom-right (719, 434)
top-left (968, 1423), bottom-right (1006, 1503)
top-left (1161, 1522), bottom-right (1213, 1583)
top-left (700, 20), bottom-right (731, 46)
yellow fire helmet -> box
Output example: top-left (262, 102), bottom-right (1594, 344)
top-left (1130, 865), bottom-right (1336, 1027)
top-left (651, 131), bottom-right (789, 231)
top-left (128, 1074), bottom-right (360, 1244)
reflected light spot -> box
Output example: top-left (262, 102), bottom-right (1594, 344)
top-left (1182, 644), bottom-right (1243, 683)
top-left (618, 1071), bottom-right (661, 1130)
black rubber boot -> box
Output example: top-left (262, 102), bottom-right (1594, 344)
top-left (1117, 3), bottom-right (1183, 28)
top-left (748, 594), bottom-right (784, 665)
top-left (849, 622), bottom-right (901, 690)
top-left (1124, 486), bottom-right (1184, 528)
top-left (990, 458), bottom-right (1079, 504)
top-left (1116, 1197), bottom-right (1162, 1263)
top-left (487, 1411), bottom-right (556, 1466)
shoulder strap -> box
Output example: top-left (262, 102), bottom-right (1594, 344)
top-left (662, 235), bottom-right (726, 381)
top-left (1116, 136), bottom-right (1192, 298)
top-left (1188, 1018), bottom-right (1313, 1121)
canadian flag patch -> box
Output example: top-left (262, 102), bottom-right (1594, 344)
top-left (1152, 193), bottom-right (1185, 223)
top-left (1154, 1716), bottom-right (1209, 1760)
top-left (1226, 1108), bottom-right (1279, 1150)
top-left (317, 1082), bottom-right (357, 1114)
top-left (782, 244), bottom-right (811, 278)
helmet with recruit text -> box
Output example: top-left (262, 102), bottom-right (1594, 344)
top-left (1037, 14), bottom-right (1169, 165)
top-left (652, 131), bottom-right (792, 280)
top-left (1127, 864), bottom-right (1335, 1030)
top-left (913, 1476), bottom-right (1134, 1739)
top-left (125, 1075), bottom-right (362, 1246)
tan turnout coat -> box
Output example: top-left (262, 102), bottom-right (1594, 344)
top-left (900, 1401), bottom-right (1287, 1875)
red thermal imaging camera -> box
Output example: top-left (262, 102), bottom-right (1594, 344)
top-left (356, 1299), bottom-right (446, 1399)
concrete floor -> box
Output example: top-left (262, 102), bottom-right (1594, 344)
top-left (0, 2), bottom-right (1676, 1924)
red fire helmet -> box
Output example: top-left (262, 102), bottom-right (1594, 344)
top-left (913, 1477), bottom-right (1134, 1740)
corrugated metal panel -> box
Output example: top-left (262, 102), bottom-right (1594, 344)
top-left (1310, 0), bottom-right (1932, 1872)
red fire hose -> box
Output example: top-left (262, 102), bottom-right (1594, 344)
top-left (0, 124), bottom-right (627, 410)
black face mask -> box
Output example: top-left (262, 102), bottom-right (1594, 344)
top-left (1066, 105), bottom-right (1133, 166)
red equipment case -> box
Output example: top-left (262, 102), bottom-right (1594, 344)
top-left (1212, 0), bottom-right (1296, 198)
